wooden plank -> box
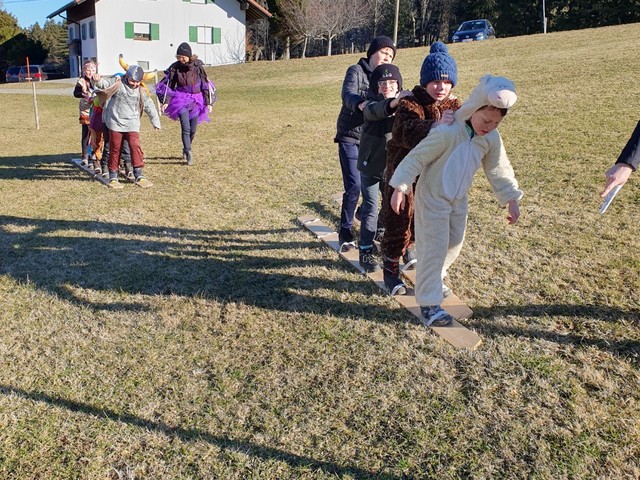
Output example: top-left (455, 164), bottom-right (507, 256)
top-left (401, 268), bottom-right (474, 320)
top-left (70, 158), bottom-right (110, 187)
top-left (299, 215), bottom-right (481, 350)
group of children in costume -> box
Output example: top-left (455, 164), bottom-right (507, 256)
top-left (74, 42), bottom-right (216, 188)
top-left (336, 37), bottom-right (522, 327)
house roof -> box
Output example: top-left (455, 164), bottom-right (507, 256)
top-left (48, 0), bottom-right (271, 21)
top-left (48, 0), bottom-right (87, 19)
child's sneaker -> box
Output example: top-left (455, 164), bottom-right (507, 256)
top-left (93, 163), bottom-right (102, 175)
top-left (419, 305), bottom-right (453, 327)
top-left (134, 176), bottom-right (153, 188)
top-left (185, 150), bottom-right (193, 166)
top-left (442, 284), bottom-right (452, 297)
top-left (81, 156), bottom-right (89, 166)
top-left (383, 258), bottom-right (406, 296)
top-left (338, 228), bottom-right (356, 253)
top-left (402, 244), bottom-right (417, 271)
top-left (359, 247), bottom-right (381, 273)
top-left (108, 178), bottom-right (123, 189)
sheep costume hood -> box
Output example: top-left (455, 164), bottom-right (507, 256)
top-left (454, 74), bottom-right (517, 122)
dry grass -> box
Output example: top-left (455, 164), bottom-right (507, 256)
top-left (0, 23), bottom-right (639, 479)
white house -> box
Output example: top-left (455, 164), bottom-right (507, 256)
top-left (47, 0), bottom-right (271, 77)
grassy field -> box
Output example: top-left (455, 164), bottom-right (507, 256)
top-left (0, 23), bottom-right (639, 479)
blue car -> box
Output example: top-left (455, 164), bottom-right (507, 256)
top-left (451, 19), bottom-right (496, 43)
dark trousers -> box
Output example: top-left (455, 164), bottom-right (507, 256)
top-left (338, 141), bottom-right (360, 234)
top-left (108, 131), bottom-right (144, 173)
top-left (81, 124), bottom-right (90, 159)
top-left (179, 109), bottom-right (198, 152)
top-left (102, 127), bottom-right (131, 169)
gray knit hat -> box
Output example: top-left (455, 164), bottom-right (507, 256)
top-left (420, 41), bottom-right (458, 87)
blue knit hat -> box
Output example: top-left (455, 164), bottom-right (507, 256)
top-left (419, 41), bottom-right (457, 87)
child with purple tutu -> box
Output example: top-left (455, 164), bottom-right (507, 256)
top-left (156, 42), bottom-right (217, 166)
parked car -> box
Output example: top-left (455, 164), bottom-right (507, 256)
top-left (18, 65), bottom-right (48, 82)
top-left (6, 66), bottom-right (20, 83)
top-left (42, 64), bottom-right (68, 80)
top-left (451, 19), bottom-right (496, 43)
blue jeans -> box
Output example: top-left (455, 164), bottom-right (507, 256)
top-left (359, 172), bottom-right (381, 247)
top-left (179, 109), bottom-right (198, 152)
top-left (338, 142), bottom-right (360, 234)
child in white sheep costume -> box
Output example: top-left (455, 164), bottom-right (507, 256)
top-left (389, 74), bottom-right (524, 327)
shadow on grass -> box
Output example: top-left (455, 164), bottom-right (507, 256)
top-left (0, 384), bottom-right (400, 479)
top-left (0, 214), bottom-right (401, 324)
top-left (0, 154), bottom-right (78, 182)
top-left (469, 305), bottom-right (640, 365)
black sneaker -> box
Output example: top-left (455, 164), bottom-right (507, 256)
top-left (383, 258), bottom-right (406, 296)
top-left (359, 247), bottom-right (381, 273)
top-left (338, 229), bottom-right (356, 252)
top-left (374, 227), bottom-right (385, 243)
top-left (420, 305), bottom-right (453, 327)
top-left (402, 244), bottom-right (417, 271)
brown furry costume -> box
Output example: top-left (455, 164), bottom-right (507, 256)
top-left (381, 86), bottom-right (462, 259)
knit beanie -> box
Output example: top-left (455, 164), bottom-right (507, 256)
top-left (176, 42), bottom-right (192, 57)
top-left (369, 64), bottom-right (403, 95)
top-left (454, 74), bottom-right (517, 122)
top-left (419, 41), bottom-right (458, 87)
top-left (367, 36), bottom-right (396, 60)
top-left (126, 65), bottom-right (144, 82)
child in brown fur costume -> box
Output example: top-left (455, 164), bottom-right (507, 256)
top-left (380, 42), bottom-right (462, 295)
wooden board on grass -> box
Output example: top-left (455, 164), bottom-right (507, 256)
top-left (401, 268), bottom-right (473, 320)
top-left (298, 214), bottom-right (481, 350)
top-left (71, 158), bottom-right (109, 187)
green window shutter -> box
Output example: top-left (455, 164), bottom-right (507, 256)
top-left (182, 0), bottom-right (190, 2)
top-left (150, 23), bottom-right (160, 40)
top-left (189, 26), bottom-right (197, 42)
top-left (213, 27), bottom-right (221, 44)
top-left (124, 22), bottom-right (134, 39)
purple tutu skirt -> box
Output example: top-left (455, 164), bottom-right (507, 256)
top-left (157, 83), bottom-right (214, 124)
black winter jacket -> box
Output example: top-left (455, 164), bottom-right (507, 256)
top-left (616, 120), bottom-right (640, 171)
top-left (334, 57), bottom-right (374, 144)
top-left (357, 93), bottom-right (397, 178)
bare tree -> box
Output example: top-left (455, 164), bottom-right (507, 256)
top-left (310, 0), bottom-right (372, 56)
top-left (279, 0), bottom-right (315, 58)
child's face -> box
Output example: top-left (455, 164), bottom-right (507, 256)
top-left (83, 63), bottom-right (96, 77)
top-left (127, 78), bottom-right (141, 89)
top-left (378, 79), bottom-right (399, 99)
top-left (369, 47), bottom-right (394, 69)
top-left (425, 80), bottom-right (452, 102)
top-left (470, 107), bottom-right (504, 136)
top-left (176, 55), bottom-right (190, 64)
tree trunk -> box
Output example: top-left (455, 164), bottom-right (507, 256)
top-left (327, 36), bottom-right (332, 56)
top-left (284, 36), bottom-right (290, 60)
top-left (301, 37), bottom-right (308, 59)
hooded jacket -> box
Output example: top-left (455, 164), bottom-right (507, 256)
top-left (616, 120), bottom-right (640, 171)
top-left (334, 57), bottom-right (374, 144)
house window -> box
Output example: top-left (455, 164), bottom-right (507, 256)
top-left (124, 22), bottom-right (160, 41)
top-left (183, 0), bottom-right (215, 3)
top-left (138, 61), bottom-right (150, 70)
top-left (89, 21), bottom-right (95, 39)
top-left (68, 26), bottom-right (75, 40)
top-left (189, 26), bottom-right (221, 44)
top-left (81, 23), bottom-right (87, 40)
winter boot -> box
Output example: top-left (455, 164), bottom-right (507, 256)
top-left (402, 244), bottom-right (417, 271)
top-left (359, 246), bottom-right (381, 273)
top-left (383, 258), bottom-right (406, 296)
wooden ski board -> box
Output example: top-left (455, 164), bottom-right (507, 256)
top-left (71, 158), bottom-right (110, 187)
top-left (400, 268), bottom-right (473, 320)
top-left (298, 214), bottom-right (481, 350)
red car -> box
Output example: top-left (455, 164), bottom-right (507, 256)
top-left (18, 65), bottom-right (48, 82)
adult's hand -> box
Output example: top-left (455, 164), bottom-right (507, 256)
top-left (390, 189), bottom-right (405, 214)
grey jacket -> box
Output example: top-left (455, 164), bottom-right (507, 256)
top-left (95, 76), bottom-right (161, 132)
